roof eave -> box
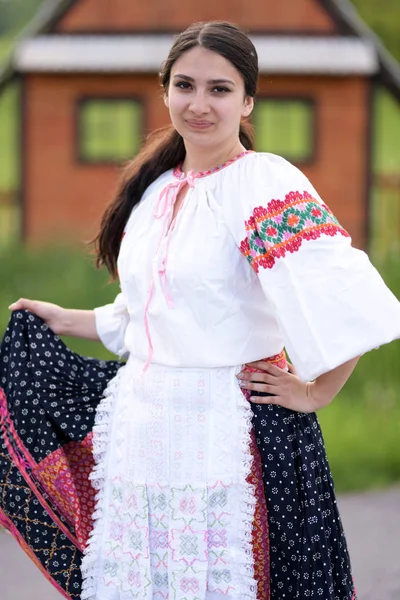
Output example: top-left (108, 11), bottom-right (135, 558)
top-left (11, 35), bottom-right (379, 76)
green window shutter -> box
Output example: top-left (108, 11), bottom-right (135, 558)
top-left (78, 99), bottom-right (143, 163)
top-left (253, 99), bottom-right (314, 163)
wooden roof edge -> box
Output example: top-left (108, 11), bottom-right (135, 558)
top-left (320, 0), bottom-right (400, 102)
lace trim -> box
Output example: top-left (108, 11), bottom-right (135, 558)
top-left (235, 370), bottom-right (258, 597)
top-left (80, 365), bottom-right (126, 600)
top-left (213, 368), bottom-right (258, 597)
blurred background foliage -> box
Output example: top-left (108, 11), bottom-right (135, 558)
top-left (0, 0), bottom-right (43, 36)
top-left (0, 1), bottom-right (400, 493)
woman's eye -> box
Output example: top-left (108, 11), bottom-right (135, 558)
top-left (175, 81), bottom-right (191, 89)
top-left (212, 86), bottom-right (230, 93)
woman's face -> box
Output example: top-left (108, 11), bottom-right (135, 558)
top-left (165, 46), bottom-right (253, 150)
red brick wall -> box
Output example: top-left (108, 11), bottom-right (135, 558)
top-left (55, 0), bottom-right (337, 33)
top-left (23, 73), bottom-right (369, 248)
top-left (23, 74), bottom-right (164, 243)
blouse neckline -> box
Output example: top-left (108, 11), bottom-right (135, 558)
top-left (173, 150), bottom-right (254, 180)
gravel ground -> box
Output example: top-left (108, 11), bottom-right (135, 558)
top-left (1, 487), bottom-right (399, 599)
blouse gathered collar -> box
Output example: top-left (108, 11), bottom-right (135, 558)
top-left (172, 149), bottom-right (254, 181)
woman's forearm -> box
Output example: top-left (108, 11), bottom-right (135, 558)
top-left (60, 308), bottom-right (100, 340)
top-left (309, 356), bottom-right (360, 408)
top-left (9, 298), bottom-right (101, 341)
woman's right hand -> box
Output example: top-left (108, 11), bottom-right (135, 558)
top-left (8, 299), bottom-right (99, 341)
top-left (8, 298), bottom-right (66, 335)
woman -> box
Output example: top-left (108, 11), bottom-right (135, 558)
top-left (2, 20), bottom-right (400, 600)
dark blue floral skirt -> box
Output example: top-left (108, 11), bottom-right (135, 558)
top-left (0, 310), bottom-right (357, 599)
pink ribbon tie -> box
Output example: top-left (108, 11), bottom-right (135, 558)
top-left (143, 172), bottom-right (196, 372)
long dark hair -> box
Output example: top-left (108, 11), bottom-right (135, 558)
top-left (95, 21), bottom-right (259, 277)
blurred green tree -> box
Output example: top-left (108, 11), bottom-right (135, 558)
top-left (0, 0), bottom-right (43, 36)
top-left (350, 0), bottom-right (400, 62)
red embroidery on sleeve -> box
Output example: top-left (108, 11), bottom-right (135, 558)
top-left (239, 191), bottom-right (349, 272)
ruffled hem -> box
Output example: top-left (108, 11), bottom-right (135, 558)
top-left (233, 371), bottom-right (258, 598)
top-left (207, 368), bottom-right (258, 598)
top-left (80, 365), bottom-right (126, 600)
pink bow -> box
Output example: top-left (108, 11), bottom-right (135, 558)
top-left (143, 171), bottom-right (196, 372)
top-left (154, 171), bottom-right (196, 219)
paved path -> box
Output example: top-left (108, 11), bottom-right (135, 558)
top-left (1, 487), bottom-right (399, 599)
top-left (338, 487), bottom-right (400, 600)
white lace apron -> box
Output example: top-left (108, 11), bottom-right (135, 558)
top-left (81, 356), bottom-right (257, 600)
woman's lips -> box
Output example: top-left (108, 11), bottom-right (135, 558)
top-left (186, 120), bottom-right (213, 130)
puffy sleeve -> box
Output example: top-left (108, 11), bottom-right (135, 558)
top-left (226, 152), bottom-right (400, 382)
top-left (94, 291), bottom-right (129, 357)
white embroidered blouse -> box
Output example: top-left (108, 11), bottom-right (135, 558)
top-left (94, 151), bottom-right (400, 382)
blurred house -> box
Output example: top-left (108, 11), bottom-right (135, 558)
top-left (0, 0), bottom-right (400, 246)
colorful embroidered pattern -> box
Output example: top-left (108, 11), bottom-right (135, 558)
top-left (0, 386), bottom-right (82, 600)
top-left (0, 311), bottom-right (121, 600)
top-left (247, 431), bottom-right (270, 600)
top-left (33, 434), bottom-right (96, 548)
top-left (239, 191), bottom-right (350, 272)
top-left (243, 350), bottom-right (287, 374)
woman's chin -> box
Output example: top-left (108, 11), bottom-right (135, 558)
top-left (181, 130), bottom-right (220, 149)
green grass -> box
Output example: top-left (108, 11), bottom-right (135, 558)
top-left (0, 37), bottom-right (19, 195)
top-left (0, 37), bottom-right (13, 62)
top-left (373, 88), bottom-right (400, 173)
top-left (319, 251), bottom-right (400, 491)
top-left (370, 185), bottom-right (400, 258)
top-left (0, 244), bottom-right (399, 493)
top-left (0, 83), bottom-right (19, 192)
top-left (0, 202), bottom-right (19, 245)
top-left (320, 392), bottom-right (400, 492)
top-left (0, 244), bottom-right (119, 359)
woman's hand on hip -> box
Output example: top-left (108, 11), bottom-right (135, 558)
top-left (236, 361), bottom-right (331, 413)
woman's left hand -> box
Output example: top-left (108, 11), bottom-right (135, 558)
top-left (236, 361), bottom-right (331, 413)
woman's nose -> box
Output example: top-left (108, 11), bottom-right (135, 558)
top-left (189, 92), bottom-right (210, 114)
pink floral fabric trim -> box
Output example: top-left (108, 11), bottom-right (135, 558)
top-left (0, 388), bottom-right (82, 549)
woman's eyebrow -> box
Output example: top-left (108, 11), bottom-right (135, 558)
top-left (173, 74), bottom-right (235, 85)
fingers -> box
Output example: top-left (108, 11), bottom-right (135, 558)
top-left (8, 298), bottom-right (35, 311)
top-left (239, 380), bottom-right (278, 395)
top-left (249, 394), bottom-right (282, 405)
top-left (9, 298), bottom-right (25, 310)
top-left (237, 371), bottom-right (277, 385)
top-left (244, 361), bottom-right (284, 377)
